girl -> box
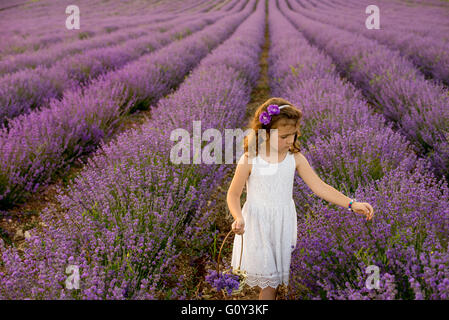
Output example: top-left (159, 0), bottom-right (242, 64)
top-left (226, 97), bottom-right (374, 300)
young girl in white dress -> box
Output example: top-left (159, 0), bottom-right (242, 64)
top-left (227, 97), bottom-right (374, 300)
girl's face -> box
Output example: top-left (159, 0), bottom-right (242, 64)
top-left (267, 119), bottom-right (298, 153)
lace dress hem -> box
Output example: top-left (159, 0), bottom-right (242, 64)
top-left (244, 271), bottom-right (289, 289)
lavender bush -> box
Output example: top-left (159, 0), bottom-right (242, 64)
top-left (0, 3), bottom-right (253, 209)
top-left (282, 0), bottom-right (449, 180)
top-left (269, 0), bottom-right (449, 299)
top-left (290, 0), bottom-right (449, 85)
top-left (0, 14), bottom-right (200, 75)
top-left (0, 0), bottom-right (184, 56)
top-left (0, 14), bottom-right (223, 124)
top-left (0, 0), bottom-right (265, 299)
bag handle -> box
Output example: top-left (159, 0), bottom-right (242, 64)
top-left (216, 229), bottom-right (243, 275)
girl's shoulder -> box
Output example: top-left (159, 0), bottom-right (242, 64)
top-left (292, 151), bottom-right (304, 170)
top-left (238, 152), bottom-right (254, 175)
top-left (239, 151), bottom-right (257, 162)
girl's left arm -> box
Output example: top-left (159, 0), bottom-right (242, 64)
top-left (294, 152), bottom-right (374, 220)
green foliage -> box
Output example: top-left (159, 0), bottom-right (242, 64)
top-left (11, 46), bottom-right (26, 54)
top-left (354, 246), bottom-right (374, 266)
top-left (210, 230), bottom-right (219, 262)
top-left (104, 26), bottom-right (117, 33)
top-left (78, 32), bottom-right (91, 40)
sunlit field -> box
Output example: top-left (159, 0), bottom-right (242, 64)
top-left (0, 0), bottom-right (448, 300)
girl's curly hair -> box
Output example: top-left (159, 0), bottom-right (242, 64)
top-left (243, 97), bottom-right (303, 157)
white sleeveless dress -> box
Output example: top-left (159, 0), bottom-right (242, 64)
top-left (231, 151), bottom-right (298, 289)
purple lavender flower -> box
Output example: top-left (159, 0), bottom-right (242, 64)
top-left (259, 111), bottom-right (271, 125)
top-left (205, 269), bottom-right (240, 296)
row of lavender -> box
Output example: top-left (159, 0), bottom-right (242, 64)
top-left (0, 14), bottom-right (180, 74)
top-left (0, 0), bottom-right (265, 300)
top-left (189, 0), bottom-right (233, 13)
top-left (0, 12), bottom-right (229, 123)
top-left (0, 0), bottom-right (165, 56)
top-left (321, 0), bottom-right (449, 34)
top-left (0, 0), bottom-right (241, 65)
top-left (0, 0), bottom-right (248, 122)
top-left (0, 10), bottom-right (177, 59)
top-left (311, 0), bottom-right (449, 41)
top-left (269, 0), bottom-right (449, 299)
top-left (284, 0), bottom-right (449, 181)
top-left (0, 1), bottom-right (250, 209)
top-left (293, 0), bottom-right (449, 85)
top-left (327, 0), bottom-right (449, 37)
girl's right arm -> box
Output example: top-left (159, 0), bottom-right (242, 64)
top-left (226, 153), bottom-right (251, 222)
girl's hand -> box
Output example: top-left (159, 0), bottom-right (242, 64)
top-left (352, 202), bottom-right (374, 221)
top-left (232, 218), bottom-right (245, 235)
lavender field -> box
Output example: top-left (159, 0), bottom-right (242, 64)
top-left (0, 0), bottom-right (448, 300)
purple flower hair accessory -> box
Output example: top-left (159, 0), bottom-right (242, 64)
top-left (259, 104), bottom-right (290, 125)
top-left (259, 111), bottom-right (271, 125)
top-left (267, 104), bottom-right (280, 115)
